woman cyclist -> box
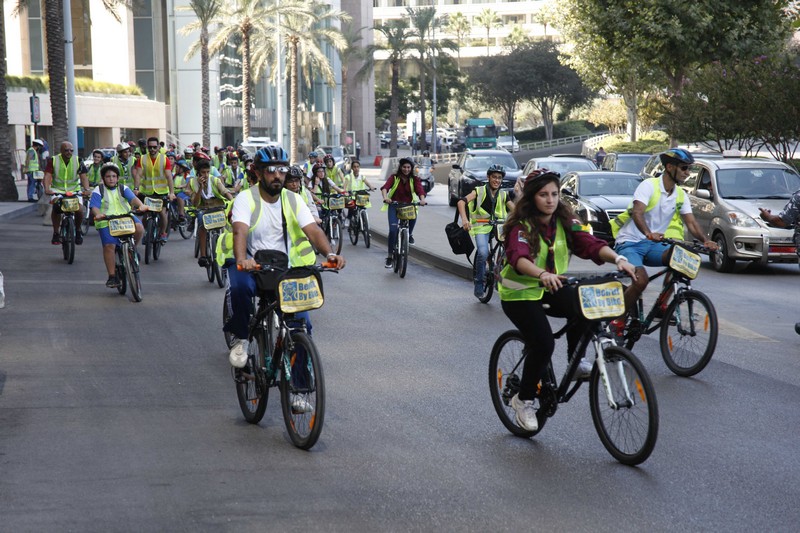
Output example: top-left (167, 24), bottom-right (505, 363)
top-left (498, 170), bottom-right (636, 432)
top-left (380, 158), bottom-right (427, 268)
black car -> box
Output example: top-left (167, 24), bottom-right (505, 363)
top-left (601, 152), bottom-right (651, 174)
top-left (559, 171), bottom-right (643, 243)
top-left (447, 149), bottom-right (522, 206)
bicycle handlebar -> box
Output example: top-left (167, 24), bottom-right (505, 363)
top-left (661, 238), bottom-right (714, 255)
top-left (563, 270), bottom-right (632, 286)
top-left (237, 261), bottom-right (340, 272)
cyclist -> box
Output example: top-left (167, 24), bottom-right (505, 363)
top-left (343, 159), bottom-right (375, 226)
top-left (611, 148), bottom-right (717, 319)
top-left (90, 163), bottom-right (146, 288)
top-left (286, 166), bottom-right (321, 224)
top-left (86, 150), bottom-right (105, 188)
top-left (190, 155), bottom-right (234, 268)
top-left (309, 163), bottom-right (345, 208)
top-left (134, 136), bottom-right (175, 242)
top-left (43, 141), bottom-right (89, 245)
top-left (173, 159), bottom-right (192, 220)
top-left (223, 146), bottom-right (345, 368)
top-left (457, 164), bottom-right (515, 297)
top-left (499, 170), bottom-right (637, 432)
top-left (111, 143), bottom-right (136, 188)
top-left (222, 153), bottom-right (245, 193)
top-left (323, 153), bottom-right (345, 189)
top-left (302, 151), bottom-right (318, 178)
top-left (380, 158), bottom-right (427, 268)
top-left (24, 138), bottom-right (44, 202)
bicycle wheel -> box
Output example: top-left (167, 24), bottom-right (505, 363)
top-left (115, 248), bottom-right (127, 296)
top-left (589, 345), bottom-right (658, 466)
top-left (488, 330), bottom-right (547, 437)
top-left (361, 210), bottom-right (371, 249)
top-left (235, 330), bottom-right (270, 424)
top-left (152, 214), bottom-right (163, 261)
top-left (80, 208), bottom-right (90, 236)
top-left (35, 181), bottom-right (44, 201)
top-left (211, 233), bottom-right (224, 288)
top-left (222, 291), bottom-right (235, 349)
top-left (330, 216), bottom-right (342, 255)
top-left (178, 216), bottom-right (192, 239)
top-left (348, 215), bottom-right (359, 245)
top-left (144, 217), bottom-right (154, 264)
top-left (659, 290), bottom-right (718, 377)
top-left (279, 331), bottom-right (325, 450)
top-left (398, 228), bottom-right (409, 278)
top-left (124, 243), bottom-right (142, 303)
top-left (474, 253), bottom-right (494, 303)
top-left (63, 217), bottom-right (75, 264)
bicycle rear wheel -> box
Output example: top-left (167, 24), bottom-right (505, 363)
top-left (144, 217), bottom-right (154, 264)
top-left (361, 210), bottom-right (370, 249)
top-left (279, 331), bottom-right (325, 450)
top-left (222, 291), bottom-right (235, 349)
top-left (329, 216), bottom-right (342, 255)
top-left (62, 217), bottom-right (75, 264)
top-left (589, 345), bottom-right (658, 465)
top-left (235, 331), bottom-right (269, 424)
top-left (124, 243), bottom-right (142, 303)
top-left (659, 290), bottom-right (718, 377)
top-left (398, 228), bottom-right (409, 278)
top-left (348, 215), bottom-right (359, 245)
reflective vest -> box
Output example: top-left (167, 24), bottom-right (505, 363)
top-left (174, 172), bottom-right (187, 192)
top-left (51, 155), bottom-right (81, 193)
top-left (25, 147), bottom-right (40, 173)
top-left (381, 175), bottom-right (419, 212)
top-left (469, 185), bottom-right (508, 236)
top-left (94, 185), bottom-right (132, 229)
top-left (223, 166), bottom-right (243, 188)
top-left (347, 174), bottom-right (372, 208)
top-left (326, 166), bottom-right (344, 188)
top-left (216, 187), bottom-right (315, 267)
top-left (610, 178), bottom-right (685, 239)
top-left (498, 220), bottom-right (570, 302)
top-left (87, 164), bottom-right (103, 187)
top-left (112, 155), bottom-right (135, 188)
top-left (212, 154), bottom-right (221, 169)
top-left (140, 153), bottom-right (169, 195)
top-left (189, 175), bottom-right (228, 206)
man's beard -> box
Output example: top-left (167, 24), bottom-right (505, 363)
top-left (259, 176), bottom-right (282, 196)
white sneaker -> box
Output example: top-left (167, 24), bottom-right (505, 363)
top-left (229, 339), bottom-right (249, 368)
top-left (510, 393), bottom-right (538, 432)
top-left (574, 358), bottom-right (593, 380)
top-left (290, 394), bottom-right (313, 414)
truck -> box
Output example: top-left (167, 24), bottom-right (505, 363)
top-left (463, 118), bottom-right (498, 150)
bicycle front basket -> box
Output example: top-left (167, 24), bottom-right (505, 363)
top-left (60, 197), bottom-right (81, 212)
top-left (355, 192), bottom-right (370, 206)
top-left (202, 210), bottom-right (227, 230)
top-left (328, 196), bottom-right (345, 210)
top-left (575, 280), bottom-right (626, 320)
top-left (397, 205), bottom-right (416, 220)
top-left (278, 267), bottom-right (324, 313)
top-left (108, 216), bottom-right (136, 237)
top-left (668, 244), bottom-right (702, 279)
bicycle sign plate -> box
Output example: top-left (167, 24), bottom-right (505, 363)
top-left (202, 211), bottom-right (227, 230)
top-left (108, 216), bottom-right (136, 236)
top-left (32, 171), bottom-right (44, 181)
top-left (669, 245), bottom-right (701, 279)
top-left (397, 205), bottom-right (416, 220)
top-left (577, 281), bottom-right (625, 320)
top-left (278, 275), bottom-right (324, 313)
top-left (355, 193), bottom-right (369, 206)
top-left (145, 197), bottom-right (163, 211)
top-left (328, 196), bottom-right (345, 210)
top-left (60, 197), bottom-right (81, 212)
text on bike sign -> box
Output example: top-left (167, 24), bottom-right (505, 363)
top-left (578, 282), bottom-right (625, 320)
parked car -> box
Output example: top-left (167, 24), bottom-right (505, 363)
top-left (447, 149), bottom-right (522, 206)
top-left (497, 135), bottom-right (520, 153)
top-left (688, 156), bottom-right (800, 272)
top-left (601, 152), bottom-right (650, 174)
top-left (560, 171), bottom-right (643, 243)
top-left (316, 145), bottom-right (352, 172)
top-left (521, 155), bottom-right (598, 177)
top-left (83, 147), bottom-right (115, 167)
top-left (379, 132), bottom-right (407, 148)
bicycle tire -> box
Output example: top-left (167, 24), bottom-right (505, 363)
top-left (348, 216), bottom-right (359, 245)
top-left (211, 233), bottom-right (224, 288)
top-left (399, 228), bottom-right (409, 278)
top-left (124, 243), bottom-right (142, 302)
top-left (330, 216), bottom-right (342, 255)
top-left (144, 217), bottom-right (154, 264)
top-left (589, 345), bottom-right (658, 465)
top-left (116, 248), bottom-right (127, 296)
top-left (178, 217), bottom-right (192, 239)
top-left (361, 210), bottom-right (370, 249)
top-left (222, 291), bottom-right (235, 349)
top-left (235, 330), bottom-right (269, 424)
top-left (63, 216), bottom-right (75, 264)
top-left (152, 214), bottom-right (163, 261)
top-left (488, 330), bottom-right (547, 437)
top-left (205, 236), bottom-right (215, 283)
top-left (35, 181), bottom-right (44, 201)
top-left (659, 290), bottom-right (718, 377)
top-left (279, 331), bottom-right (325, 450)
top-left (194, 229), bottom-right (200, 258)
top-left (80, 209), bottom-right (90, 236)
top-left (474, 253), bottom-right (494, 303)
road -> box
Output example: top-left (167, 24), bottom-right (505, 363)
top-left (1, 206), bottom-right (798, 531)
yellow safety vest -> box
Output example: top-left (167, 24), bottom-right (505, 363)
top-left (87, 164), bottom-right (103, 187)
top-left (94, 185), bottom-right (132, 229)
top-left (498, 220), bottom-right (570, 302)
top-left (112, 155), bottom-right (135, 188)
top-left (189, 176), bottom-right (228, 207)
top-left (611, 178), bottom-right (685, 239)
top-left (381, 175), bottom-right (419, 212)
top-left (223, 166), bottom-right (242, 188)
top-left (140, 153), bottom-right (169, 195)
top-left (326, 166), bottom-right (344, 188)
top-left (468, 185), bottom-right (508, 236)
top-left (25, 147), bottom-right (40, 172)
top-left (52, 155), bottom-right (81, 193)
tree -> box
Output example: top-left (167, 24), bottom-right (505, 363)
top-left (473, 8), bottom-right (501, 57)
top-left (338, 23), bottom-right (367, 146)
top-left (0, 0), bottom-right (17, 200)
top-left (358, 20), bottom-right (418, 157)
top-left (43, 0), bottom-right (67, 143)
top-left (178, 0), bottom-right (223, 149)
top-left (532, 1), bottom-right (557, 37)
top-left (469, 52), bottom-right (530, 141)
top-left (445, 12), bottom-right (470, 71)
top-left (503, 26), bottom-right (530, 50)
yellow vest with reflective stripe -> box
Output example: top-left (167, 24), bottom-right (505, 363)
top-left (189, 176), bottom-right (227, 206)
top-left (140, 154), bottom-right (169, 195)
top-left (112, 155), bottom-right (135, 187)
top-left (326, 166), bottom-right (344, 188)
top-left (610, 178), bottom-right (685, 239)
top-left (87, 164), bottom-right (103, 187)
top-left (52, 155), bottom-right (81, 193)
top-left (498, 220), bottom-right (570, 302)
top-left (469, 185), bottom-right (508, 236)
top-left (94, 185), bottom-right (132, 229)
top-left (25, 147), bottom-right (40, 172)
top-left (381, 176), bottom-right (419, 212)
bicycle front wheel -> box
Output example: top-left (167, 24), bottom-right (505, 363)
top-left (279, 331), bottom-right (325, 450)
top-left (222, 291), bottom-right (235, 349)
top-left (660, 290), bottom-right (718, 377)
top-left (589, 345), bottom-right (658, 466)
top-left (211, 232), bottom-right (224, 288)
top-left (152, 214), bottom-right (163, 261)
top-left (235, 331), bottom-right (269, 424)
top-left (62, 216), bottom-right (75, 264)
top-left (361, 210), bottom-right (371, 249)
top-left (179, 216), bottom-right (192, 239)
top-left (124, 243), bottom-right (142, 302)
top-left (348, 216), bottom-right (359, 245)
top-left (398, 228), bottom-right (409, 278)
top-left (474, 253), bottom-right (494, 303)
top-left (80, 210), bottom-right (90, 236)
top-left (115, 248), bottom-right (127, 296)
top-left (330, 216), bottom-right (342, 255)
top-left (144, 217), bottom-right (154, 264)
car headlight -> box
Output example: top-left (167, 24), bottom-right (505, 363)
top-left (726, 211), bottom-right (760, 228)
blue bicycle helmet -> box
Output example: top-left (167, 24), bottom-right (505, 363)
top-left (308, 151), bottom-right (317, 159)
top-left (659, 148), bottom-right (694, 166)
top-left (487, 164), bottom-right (506, 177)
top-left (254, 145), bottom-right (289, 166)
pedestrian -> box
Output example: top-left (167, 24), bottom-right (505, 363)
top-left (356, 141), bottom-right (361, 160)
top-left (595, 147), bottom-right (606, 168)
top-left (24, 138), bottom-right (44, 202)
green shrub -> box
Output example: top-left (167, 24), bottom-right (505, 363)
top-left (601, 131), bottom-right (669, 154)
top-left (4, 74), bottom-right (143, 96)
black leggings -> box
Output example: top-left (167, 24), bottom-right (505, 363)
top-left (501, 287), bottom-right (590, 401)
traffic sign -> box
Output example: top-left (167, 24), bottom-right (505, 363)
top-left (30, 95), bottom-right (40, 124)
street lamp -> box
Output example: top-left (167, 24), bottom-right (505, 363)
top-left (432, 15), bottom-right (448, 156)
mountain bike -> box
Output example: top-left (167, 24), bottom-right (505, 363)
top-left (141, 195), bottom-right (168, 264)
top-left (320, 193), bottom-right (345, 255)
top-left (233, 252), bottom-right (339, 450)
top-left (347, 189), bottom-right (374, 249)
top-left (105, 213), bottom-right (142, 303)
top-left (614, 239), bottom-right (718, 377)
top-left (472, 217), bottom-right (505, 304)
top-left (52, 192), bottom-right (82, 265)
top-left (198, 205), bottom-right (228, 288)
top-left (489, 272), bottom-right (658, 466)
top-left (390, 201), bottom-right (421, 279)
top-left (167, 199), bottom-right (192, 240)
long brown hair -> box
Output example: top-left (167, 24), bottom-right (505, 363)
top-left (503, 173), bottom-right (577, 258)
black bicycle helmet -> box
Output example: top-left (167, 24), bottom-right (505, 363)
top-left (487, 164), bottom-right (505, 177)
top-left (659, 148), bottom-right (694, 167)
top-left (100, 163), bottom-right (121, 178)
top-left (287, 165), bottom-right (305, 180)
top-left (253, 146), bottom-right (289, 166)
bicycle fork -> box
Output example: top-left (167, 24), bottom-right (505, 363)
top-left (594, 337), bottom-right (635, 410)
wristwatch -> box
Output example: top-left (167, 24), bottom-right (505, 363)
top-left (326, 252), bottom-right (337, 260)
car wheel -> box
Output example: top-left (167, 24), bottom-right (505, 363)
top-left (712, 232), bottom-right (736, 273)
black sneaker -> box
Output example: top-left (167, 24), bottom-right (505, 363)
top-left (409, 235), bottom-right (415, 244)
top-left (384, 257), bottom-right (393, 268)
top-left (51, 233), bottom-right (61, 245)
top-left (105, 276), bottom-right (118, 288)
top-left (198, 256), bottom-right (210, 267)
top-left (75, 234), bottom-right (83, 245)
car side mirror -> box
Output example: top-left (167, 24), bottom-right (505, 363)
top-left (562, 187), bottom-right (576, 197)
top-left (452, 164), bottom-right (460, 170)
top-left (695, 189), bottom-right (712, 200)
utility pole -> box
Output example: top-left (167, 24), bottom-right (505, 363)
top-left (63, 0), bottom-right (78, 149)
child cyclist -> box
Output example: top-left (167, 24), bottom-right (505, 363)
top-left (343, 159), bottom-right (375, 226)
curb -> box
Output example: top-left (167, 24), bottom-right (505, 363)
top-left (0, 203), bottom-right (38, 222)
top-left (368, 228), bottom-right (474, 281)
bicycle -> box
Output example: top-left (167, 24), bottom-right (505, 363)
top-left (198, 205), bottom-right (228, 289)
top-left (489, 272), bottom-right (659, 465)
top-left (389, 201), bottom-right (421, 278)
top-left (141, 194), bottom-right (168, 264)
top-left (167, 199), bottom-right (192, 240)
top-left (80, 195), bottom-right (91, 236)
top-left (320, 193), bottom-right (345, 255)
top-left (472, 216), bottom-right (505, 304)
top-left (105, 213), bottom-right (142, 303)
top-left (51, 192), bottom-right (83, 265)
top-left (614, 238), bottom-right (718, 377)
top-left (232, 252), bottom-right (338, 449)
top-left (346, 189), bottom-right (374, 249)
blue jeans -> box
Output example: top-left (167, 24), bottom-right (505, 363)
top-left (387, 204), bottom-right (417, 256)
top-left (614, 240), bottom-right (671, 268)
top-left (473, 232), bottom-right (490, 288)
top-left (26, 172), bottom-right (38, 200)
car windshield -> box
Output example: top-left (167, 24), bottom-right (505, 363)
top-left (464, 153), bottom-right (518, 171)
top-left (498, 136), bottom-right (516, 143)
top-left (716, 168), bottom-right (800, 199)
top-left (538, 160), bottom-right (596, 174)
top-left (615, 155), bottom-right (650, 173)
top-left (578, 175), bottom-right (641, 196)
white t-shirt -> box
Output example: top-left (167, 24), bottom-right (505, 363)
top-left (615, 178), bottom-right (692, 244)
top-left (231, 190), bottom-right (315, 262)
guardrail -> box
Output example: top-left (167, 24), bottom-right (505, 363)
top-left (519, 132), bottom-right (609, 152)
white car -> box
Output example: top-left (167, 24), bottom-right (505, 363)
top-left (497, 135), bottom-right (520, 153)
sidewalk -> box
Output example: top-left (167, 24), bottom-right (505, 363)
top-left (0, 180), bottom-right (39, 221)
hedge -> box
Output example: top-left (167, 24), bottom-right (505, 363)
top-left (5, 74), bottom-right (143, 96)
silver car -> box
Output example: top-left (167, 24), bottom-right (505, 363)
top-left (688, 157), bottom-right (800, 272)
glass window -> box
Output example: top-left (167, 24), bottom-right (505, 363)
top-left (29, 22), bottom-right (44, 74)
top-left (133, 1), bottom-right (152, 17)
top-left (136, 71), bottom-right (155, 100)
top-left (133, 19), bottom-right (154, 70)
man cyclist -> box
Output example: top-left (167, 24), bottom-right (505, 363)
top-left (43, 141), bottom-right (89, 245)
top-left (24, 138), bottom-right (44, 202)
top-left (134, 136), bottom-right (175, 242)
top-left (457, 164), bottom-right (515, 298)
top-left (222, 153), bottom-right (245, 193)
top-left (380, 158), bottom-right (427, 267)
top-left (224, 146), bottom-right (345, 368)
top-left (191, 156), bottom-right (234, 268)
top-left (112, 143), bottom-right (136, 188)
top-left (611, 148), bottom-right (717, 321)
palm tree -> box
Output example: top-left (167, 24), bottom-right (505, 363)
top-left (445, 12), bottom-right (470, 72)
top-left (504, 25), bottom-right (530, 50)
top-left (0, 0), bottom-right (17, 200)
top-left (474, 8), bottom-right (502, 56)
top-left (358, 20), bottom-right (418, 157)
top-left (43, 0), bottom-right (68, 142)
top-left (178, 0), bottom-right (223, 148)
top-left (407, 7), bottom-right (436, 153)
top-left (338, 23), bottom-right (367, 149)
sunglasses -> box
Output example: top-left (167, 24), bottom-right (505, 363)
top-left (63, 148), bottom-right (74, 152)
top-left (266, 165), bottom-right (290, 174)
top-left (148, 145), bottom-right (159, 149)
top-left (679, 165), bottom-right (690, 171)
